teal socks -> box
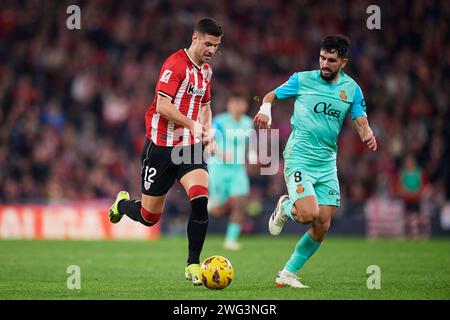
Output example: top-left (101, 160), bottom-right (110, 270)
top-left (225, 222), bottom-right (241, 242)
top-left (284, 231), bottom-right (321, 274)
top-left (282, 199), bottom-right (295, 221)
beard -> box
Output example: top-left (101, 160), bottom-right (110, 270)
top-left (320, 68), bottom-right (338, 81)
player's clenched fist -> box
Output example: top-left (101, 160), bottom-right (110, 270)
top-left (204, 138), bottom-right (217, 157)
top-left (253, 102), bottom-right (272, 129)
top-left (202, 124), bottom-right (216, 156)
top-left (363, 131), bottom-right (377, 151)
top-left (202, 125), bottom-right (214, 144)
top-left (189, 120), bottom-right (204, 141)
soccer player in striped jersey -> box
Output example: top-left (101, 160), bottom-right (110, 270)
top-left (108, 17), bottom-right (223, 286)
top-left (254, 35), bottom-right (377, 288)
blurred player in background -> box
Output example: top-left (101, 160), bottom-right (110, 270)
top-left (208, 94), bottom-right (254, 251)
top-left (108, 17), bottom-right (223, 286)
top-left (397, 154), bottom-right (430, 238)
top-left (254, 35), bottom-right (377, 288)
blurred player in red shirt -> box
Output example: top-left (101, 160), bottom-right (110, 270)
top-left (397, 154), bottom-right (430, 238)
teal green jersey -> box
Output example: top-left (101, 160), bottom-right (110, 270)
top-left (209, 112), bottom-right (254, 169)
top-left (274, 70), bottom-right (367, 171)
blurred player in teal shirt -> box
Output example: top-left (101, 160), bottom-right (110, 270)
top-left (254, 35), bottom-right (377, 288)
top-left (208, 94), bottom-right (254, 250)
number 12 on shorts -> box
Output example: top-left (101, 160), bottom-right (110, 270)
top-left (144, 166), bottom-right (157, 190)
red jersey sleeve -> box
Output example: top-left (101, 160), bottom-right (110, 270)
top-left (157, 59), bottom-right (186, 100)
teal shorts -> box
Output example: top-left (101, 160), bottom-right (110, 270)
top-left (208, 165), bottom-right (250, 208)
top-left (284, 163), bottom-right (340, 207)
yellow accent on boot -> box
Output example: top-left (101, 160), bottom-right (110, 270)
top-left (109, 191), bottom-right (130, 223)
top-left (185, 263), bottom-right (202, 286)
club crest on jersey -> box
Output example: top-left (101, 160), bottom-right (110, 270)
top-left (296, 184), bottom-right (304, 194)
top-left (340, 90), bottom-right (347, 100)
top-left (187, 82), bottom-right (206, 95)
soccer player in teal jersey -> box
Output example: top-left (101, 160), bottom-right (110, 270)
top-left (208, 94), bottom-right (254, 250)
top-left (254, 35), bottom-right (377, 288)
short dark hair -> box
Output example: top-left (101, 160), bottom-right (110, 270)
top-left (194, 17), bottom-right (223, 37)
top-left (320, 34), bottom-right (351, 58)
top-left (229, 92), bottom-right (247, 101)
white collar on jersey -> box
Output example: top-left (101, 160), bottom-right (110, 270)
top-left (183, 49), bottom-right (201, 70)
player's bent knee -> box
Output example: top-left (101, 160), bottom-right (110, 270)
top-left (209, 206), bottom-right (224, 217)
top-left (296, 208), bottom-right (319, 224)
top-left (296, 215), bottom-right (313, 224)
top-left (189, 185), bottom-right (209, 223)
top-left (292, 210), bottom-right (310, 224)
top-left (312, 209), bottom-right (320, 220)
top-left (140, 207), bottom-right (161, 227)
top-left (188, 185), bottom-right (209, 201)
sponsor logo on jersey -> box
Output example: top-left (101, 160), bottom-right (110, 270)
top-left (328, 189), bottom-right (340, 195)
top-left (187, 82), bottom-right (206, 95)
top-left (313, 102), bottom-right (341, 119)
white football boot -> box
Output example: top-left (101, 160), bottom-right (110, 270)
top-left (223, 240), bottom-right (241, 251)
top-left (268, 195), bottom-right (290, 236)
top-left (275, 269), bottom-right (309, 288)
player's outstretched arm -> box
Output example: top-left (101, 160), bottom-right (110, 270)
top-left (156, 95), bottom-right (202, 140)
top-left (353, 116), bottom-right (377, 151)
top-left (253, 91), bottom-right (277, 129)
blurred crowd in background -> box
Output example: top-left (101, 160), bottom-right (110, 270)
top-left (0, 0), bottom-right (449, 235)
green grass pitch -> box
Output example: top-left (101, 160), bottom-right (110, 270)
top-left (0, 235), bottom-right (449, 300)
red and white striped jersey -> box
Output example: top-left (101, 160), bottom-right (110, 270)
top-left (145, 49), bottom-right (212, 146)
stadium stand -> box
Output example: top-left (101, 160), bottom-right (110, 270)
top-left (1, 0), bottom-right (449, 237)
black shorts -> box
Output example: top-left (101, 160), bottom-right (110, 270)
top-left (140, 138), bottom-right (208, 196)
